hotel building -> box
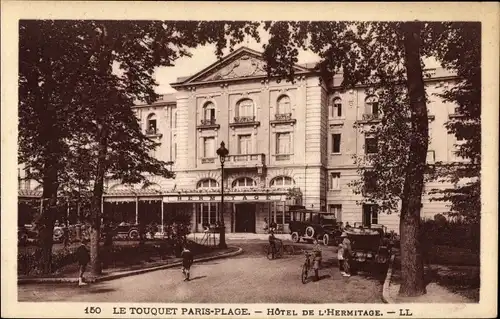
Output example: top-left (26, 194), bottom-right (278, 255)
top-left (18, 47), bottom-right (463, 234)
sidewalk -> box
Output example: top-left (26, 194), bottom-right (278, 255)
top-left (188, 232), bottom-right (291, 242)
top-left (18, 245), bottom-right (242, 285)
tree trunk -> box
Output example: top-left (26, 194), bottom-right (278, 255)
top-left (399, 22), bottom-right (428, 297)
top-left (37, 167), bottom-right (59, 274)
top-left (89, 123), bottom-right (108, 276)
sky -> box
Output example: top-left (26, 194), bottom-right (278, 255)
top-left (153, 29), bottom-right (320, 94)
top-left (152, 28), bottom-right (440, 95)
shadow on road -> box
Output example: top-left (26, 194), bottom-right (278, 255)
top-left (87, 288), bottom-right (116, 294)
top-left (189, 275), bottom-right (207, 281)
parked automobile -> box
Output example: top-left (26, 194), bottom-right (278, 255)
top-left (345, 225), bottom-right (392, 266)
top-left (288, 205), bottom-right (342, 246)
top-left (18, 224), bottom-right (66, 245)
top-left (112, 222), bottom-right (141, 240)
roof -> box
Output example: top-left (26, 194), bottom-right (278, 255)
top-left (170, 46), bottom-right (312, 87)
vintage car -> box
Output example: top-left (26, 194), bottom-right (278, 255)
top-left (288, 205), bottom-right (342, 246)
top-left (18, 224), bottom-right (66, 245)
top-left (111, 222), bottom-right (141, 240)
top-left (345, 225), bottom-right (392, 266)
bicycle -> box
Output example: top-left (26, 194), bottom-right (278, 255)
top-left (264, 241), bottom-right (295, 260)
top-left (301, 250), bottom-right (313, 284)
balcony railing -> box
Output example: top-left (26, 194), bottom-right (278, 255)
top-left (271, 113), bottom-right (296, 126)
top-left (275, 154), bottom-right (291, 161)
top-left (146, 128), bottom-right (161, 136)
top-left (201, 118), bottom-right (216, 125)
top-left (201, 157), bottom-right (216, 164)
top-left (197, 118), bottom-right (220, 130)
top-left (230, 116), bottom-right (260, 128)
top-left (234, 116), bottom-right (256, 123)
top-left (223, 153), bottom-right (266, 168)
top-left (362, 113), bottom-right (380, 121)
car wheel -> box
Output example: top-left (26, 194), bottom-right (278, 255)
top-left (291, 232), bottom-right (299, 243)
top-left (305, 226), bottom-right (315, 239)
top-left (128, 229), bottom-right (139, 240)
top-left (323, 234), bottom-right (329, 246)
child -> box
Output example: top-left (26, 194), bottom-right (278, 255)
top-left (76, 238), bottom-right (90, 286)
top-left (337, 242), bottom-right (346, 276)
top-left (312, 239), bottom-right (322, 281)
top-left (340, 232), bottom-right (351, 277)
top-left (181, 245), bottom-right (194, 281)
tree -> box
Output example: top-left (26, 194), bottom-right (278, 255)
top-left (425, 23), bottom-right (481, 223)
top-left (261, 21), bottom-right (469, 296)
top-left (19, 20), bottom-right (260, 274)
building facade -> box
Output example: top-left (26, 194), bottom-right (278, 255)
top-left (18, 47), bottom-right (463, 234)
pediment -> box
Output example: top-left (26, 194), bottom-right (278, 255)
top-left (173, 47), bottom-right (311, 86)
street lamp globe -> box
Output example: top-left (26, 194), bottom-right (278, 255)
top-left (216, 141), bottom-right (229, 164)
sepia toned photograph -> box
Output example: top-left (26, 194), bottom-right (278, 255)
top-left (2, 2), bottom-right (498, 318)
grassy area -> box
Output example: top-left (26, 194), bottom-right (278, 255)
top-left (392, 244), bottom-right (480, 302)
top-left (18, 240), bottom-right (222, 277)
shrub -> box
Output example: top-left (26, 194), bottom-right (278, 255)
top-left (421, 218), bottom-right (479, 250)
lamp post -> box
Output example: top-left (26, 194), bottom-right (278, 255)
top-left (216, 141), bottom-right (229, 249)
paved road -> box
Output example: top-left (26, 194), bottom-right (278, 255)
top-left (18, 241), bottom-right (385, 303)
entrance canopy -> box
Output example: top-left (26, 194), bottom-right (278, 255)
top-left (164, 191), bottom-right (287, 203)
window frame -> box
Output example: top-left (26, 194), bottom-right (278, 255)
top-left (276, 132), bottom-right (291, 155)
top-left (270, 176), bottom-right (294, 188)
top-left (232, 177), bottom-right (257, 188)
top-left (365, 95), bottom-right (379, 117)
top-left (202, 136), bottom-right (216, 158)
top-left (237, 98), bottom-right (255, 118)
top-left (332, 133), bottom-right (341, 154)
top-left (238, 134), bottom-right (252, 155)
top-left (276, 95), bottom-right (291, 115)
top-left (331, 97), bottom-right (342, 118)
top-left (197, 178), bottom-right (219, 189)
top-left (329, 172), bottom-right (341, 190)
top-left (365, 136), bottom-right (378, 154)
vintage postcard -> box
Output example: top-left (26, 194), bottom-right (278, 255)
top-left (1, 1), bottom-right (498, 318)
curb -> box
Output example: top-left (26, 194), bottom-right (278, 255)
top-left (382, 254), bottom-right (396, 304)
top-left (18, 246), bottom-right (243, 285)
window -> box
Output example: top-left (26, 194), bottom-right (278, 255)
top-left (238, 134), bottom-right (252, 154)
top-left (270, 176), bottom-right (294, 187)
top-left (365, 137), bottom-right (378, 154)
top-left (203, 102), bottom-right (216, 124)
top-left (232, 177), bottom-right (257, 188)
top-left (365, 95), bottom-right (379, 118)
top-left (203, 137), bottom-right (215, 158)
top-left (147, 113), bottom-right (157, 134)
top-left (237, 99), bottom-right (254, 118)
top-left (276, 132), bottom-right (291, 155)
top-left (362, 204), bottom-right (378, 227)
top-left (426, 150), bottom-right (435, 164)
top-left (197, 179), bottom-right (219, 189)
top-left (331, 97), bottom-right (342, 118)
top-left (277, 95), bottom-right (291, 115)
top-left (329, 204), bottom-right (342, 219)
top-left (330, 173), bottom-right (341, 190)
top-left (364, 171), bottom-right (377, 194)
top-left (199, 203), bottom-right (218, 225)
top-left (332, 134), bottom-right (341, 153)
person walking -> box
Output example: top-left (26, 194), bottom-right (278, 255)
top-left (76, 238), bottom-right (91, 286)
top-left (340, 232), bottom-right (352, 277)
top-left (181, 245), bottom-right (194, 281)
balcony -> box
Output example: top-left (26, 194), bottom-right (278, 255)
top-left (145, 128), bottom-right (162, 137)
top-left (270, 113), bottom-right (296, 126)
top-left (197, 118), bottom-right (220, 130)
top-left (229, 116), bottom-right (260, 128)
top-left (355, 113), bottom-right (381, 124)
top-left (224, 153), bottom-right (266, 170)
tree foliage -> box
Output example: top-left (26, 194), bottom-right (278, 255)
top-left (425, 23), bottom-right (481, 222)
top-left (261, 21), bottom-right (480, 296)
top-left (18, 20), bottom-right (260, 274)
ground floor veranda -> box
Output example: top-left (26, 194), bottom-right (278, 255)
top-left (18, 189), bottom-right (301, 234)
